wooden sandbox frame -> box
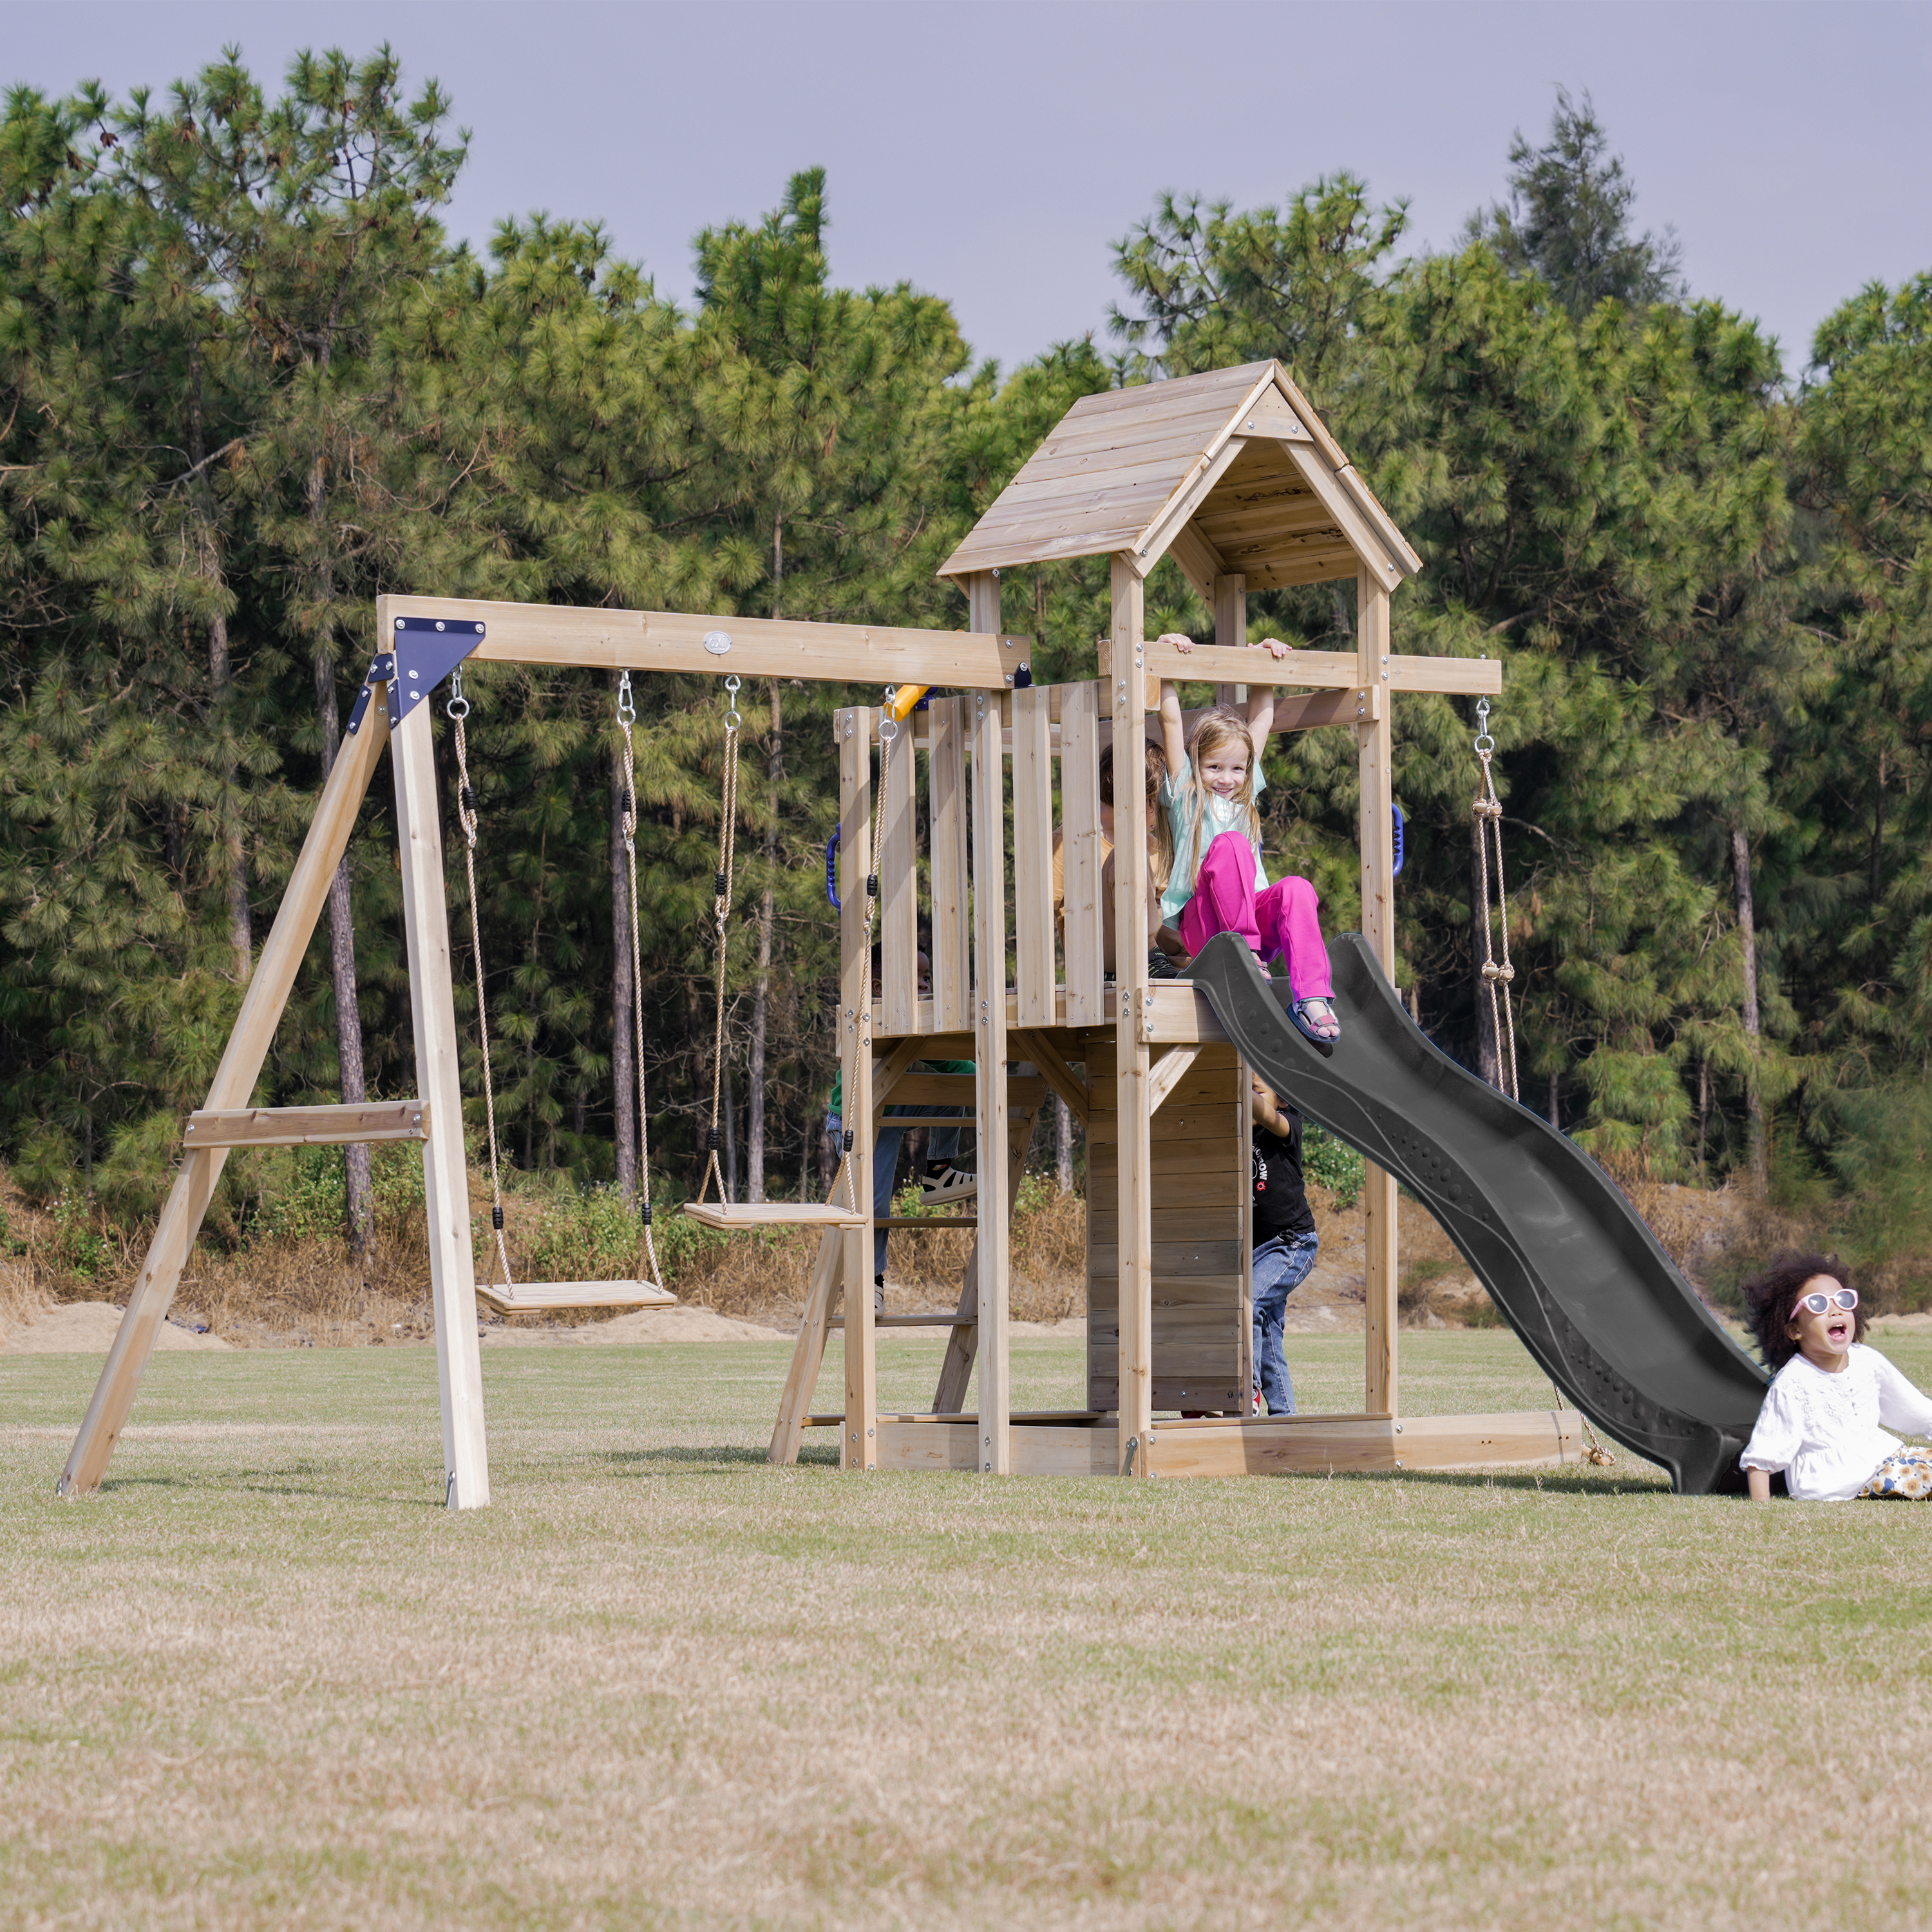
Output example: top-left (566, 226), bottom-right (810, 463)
top-left (59, 360), bottom-right (1586, 1510)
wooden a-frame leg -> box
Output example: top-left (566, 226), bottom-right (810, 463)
top-left (60, 697), bottom-right (393, 1498)
top-left (769, 1041), bottom-right (927, 1464)
top-left (390, 682), bottom-right (489, 1510)
top-left (931, 1104), bottom-right (1035, 1415)
top-left (769, 1227), bottom-right (844, 1465)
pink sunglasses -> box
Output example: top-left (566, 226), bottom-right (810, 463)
top-left (1793, 1287), bottom-right (1857, 1316)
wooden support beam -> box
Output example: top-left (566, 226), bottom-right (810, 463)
top-left (1211, 569), bottom-right (1247, 709)
top-left (1103, 638), bottom-right (1499, 697)
top-left (1110, 554), bottom-right (1154, 1477)
top-left (967, 568), bottom-right (1012, 1475)
top-left (1145, 1045), bottom-right (1202, 1115)
top-left (183, 1100), bottom-right (428, 1148)
top-left (1357, 570), bottom-right (1398, 1420)
top-left (838, 706), bottom-right (877, 1470)
top-left (389, 674), bottom-right (490, 1510)
top-left (396, 593), bottom-right (1027, 691)
top-left (1010, 1030), bottom-right (1090, 1127)
top-left (868, 1038), bottom-right (927, 1124)
top-left (60, 688), bottom-right (395, 1499)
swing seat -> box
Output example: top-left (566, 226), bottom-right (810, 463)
top-left (681, 1201), bottom-right (869, 1232)
top-left (475, 1279), bottom-right (678, 1314)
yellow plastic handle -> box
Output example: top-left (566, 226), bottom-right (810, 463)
top-left (884, 685), bottom-right (929, 723)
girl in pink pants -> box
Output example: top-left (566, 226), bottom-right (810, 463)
top-left (1156, 635), bottom-right (1340, 1045)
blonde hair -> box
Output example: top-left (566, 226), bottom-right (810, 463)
top-left (1176, 706), bottom-right (1262, 896)
top-left (1099, 739), bottom-right (1175, 895)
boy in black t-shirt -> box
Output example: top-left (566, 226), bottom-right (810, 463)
top-left (1251, 1076), bottom-right (1320, 1415)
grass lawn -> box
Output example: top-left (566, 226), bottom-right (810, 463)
top-left (5, 1328), bottom-right (1932, 1930)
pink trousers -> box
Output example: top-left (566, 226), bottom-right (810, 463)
top-left (1179, 831), bottom-right (1332, 1001)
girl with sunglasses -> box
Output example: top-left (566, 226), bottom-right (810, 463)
top-left (1738, 1251), bottom-right (1932, 1501)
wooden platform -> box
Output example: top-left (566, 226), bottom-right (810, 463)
top-left (475, 1280), bottom-right (677, 1313)
top-left (846, 1410), bottom-right (1591, 1477)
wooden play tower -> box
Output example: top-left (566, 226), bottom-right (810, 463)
top-left (60, 360), bottom-right (1584, 1509)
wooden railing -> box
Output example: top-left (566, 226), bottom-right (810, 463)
top-left (856, 681), bottom-right (1111, 1039)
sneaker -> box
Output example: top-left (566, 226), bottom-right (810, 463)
top-left (1147, 947), bottom-right (1180, 980)
top-left (920, 1162), bottom-right (978, 1205)
top-left (873, 1273), bottom-right (886, 1318)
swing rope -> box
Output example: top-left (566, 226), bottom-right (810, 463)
top-left (447, 670), bottom-right (513, 1299)
top-left (694, 676), bottom-right (743, 1207)
top-left (1472, 699), bottom-right (1612, 1468)
top-left (1471, 696), bottom-right (1520, 1105)
top-left (616, 672), bottom-right (665, 1289)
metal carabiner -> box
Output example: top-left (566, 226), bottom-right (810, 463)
top-left (723, 672), bottom-right (741, 732)
top-left (1473, 696), bottom-right (1495, 757)
top-left (446, 667), bottom-right (469, 721)
top-left (618, 668), bottom-right (636, 726)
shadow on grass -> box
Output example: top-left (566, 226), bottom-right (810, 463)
top-left (1298, 1466), bottom-right (1672, 1497)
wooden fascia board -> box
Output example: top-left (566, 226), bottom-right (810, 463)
top-left (1267, 367), bottom-right (1423, 578)
top-left (1278, 442), bottom-right (1405, 593)
top-left (1121, 366), bottom-right (1280, 579)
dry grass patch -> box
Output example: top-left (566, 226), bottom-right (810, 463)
top-left (5, 1331), bottom-right (1932, 1929)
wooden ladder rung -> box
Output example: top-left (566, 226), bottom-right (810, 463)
top-left (183, 1100), bottom-right (430, 1148)
top-left (828, 1312), bottom-right (976, 1329)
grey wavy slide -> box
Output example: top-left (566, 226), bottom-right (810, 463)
top-left (1184, 931), bottom-right (1768, 1493)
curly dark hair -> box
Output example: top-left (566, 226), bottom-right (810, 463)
top-left (1741, 1251), bottom-right (1866, 1372)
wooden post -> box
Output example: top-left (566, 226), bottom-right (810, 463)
top-left (388, 658), bottom-right (490, 1510)
top-left (1212, 569), bottom-right (1247, 708)
top-left (838, 706), bottom-right (876, 1470)
top-left (1356, 570), bottom-right (1398, 1417)
top-left (59, 688), bottom-right (394, 1497)
top-left (967, 571), bottom-right (1011, 1473)
top-left (1110, 555), bottom-right (1154, 1474)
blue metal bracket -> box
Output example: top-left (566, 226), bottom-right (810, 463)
top-left (386, 615), bottom-right (488, 728)
top-left (344, 652), bottom-right (395, 739)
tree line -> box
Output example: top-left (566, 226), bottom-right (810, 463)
top-left (2, 55), bottom-right (1927, 1249)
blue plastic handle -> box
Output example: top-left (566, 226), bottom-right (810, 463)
top-left (826, 825), bottom-right (841, 911)
top-left (1391, 803), bottom-right (1406, 878)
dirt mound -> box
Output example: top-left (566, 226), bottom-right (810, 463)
top-left (1, 1302), bottom-right (234, 1356)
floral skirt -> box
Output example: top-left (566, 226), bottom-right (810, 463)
top-left (1859, 1446), bottom-right (1932, 1499)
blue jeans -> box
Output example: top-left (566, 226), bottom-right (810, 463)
top-left (826, 1108), bottom-right (971, 1276)
top-left (1253, 1229), bottom-right (1320, 1416)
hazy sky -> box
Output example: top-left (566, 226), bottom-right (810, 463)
top-left (10, 1), bottom-right (1931, 378)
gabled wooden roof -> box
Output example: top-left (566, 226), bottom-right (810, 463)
top-left (937, 359), bottom-right (1421, 596)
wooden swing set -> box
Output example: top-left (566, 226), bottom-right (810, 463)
top-left (59, 359), bottom-right (1588, 1510)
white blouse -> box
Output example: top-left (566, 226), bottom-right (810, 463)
top-left (1739, 1345), bottom-right (1932, 1501)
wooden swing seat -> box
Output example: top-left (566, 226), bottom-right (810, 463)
top-left (475, 1279), bottom-right (677, 1314)
top-left (681, 1201), bottom-right (867, 1231)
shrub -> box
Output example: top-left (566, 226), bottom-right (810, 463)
top-left (1303, 1124), bottom-right (1363, 1208)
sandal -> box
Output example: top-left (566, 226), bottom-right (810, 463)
top-left (1291, 996), bottom-right (1340, 1057)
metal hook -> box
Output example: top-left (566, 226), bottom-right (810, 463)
top-left (618, 668), bottom-right (636, 726)
top-left (723, 672), bottom-right (741, 731)
top-left (1473, 696), bottom-right (1495, 757)
top-left (446, 667), bottom-right (469, 721)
